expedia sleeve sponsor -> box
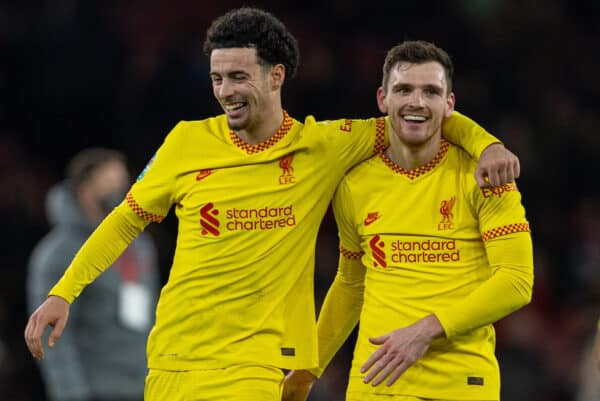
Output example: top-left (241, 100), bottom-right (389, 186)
top-left (475, 177), bottom-right (528, 239)
top-left (480, 182), bottom-right (518, 199)
top-left (339, 119), bottom-right (353, 132)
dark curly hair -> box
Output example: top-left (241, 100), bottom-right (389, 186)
top-left (382, 40), bottom-right (454, 93)
top-left (203, 7), bottom-right (300, 79)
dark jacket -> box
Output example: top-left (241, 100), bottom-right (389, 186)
top-left (27, 183), bottom-right (159, 401)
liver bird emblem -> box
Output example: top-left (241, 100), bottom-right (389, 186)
top-left (439, 196), bottom-right (456, 224)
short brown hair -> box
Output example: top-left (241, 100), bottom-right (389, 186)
top-left (382, 40), bottom-right (453, 93)
top-left (66, 148), bottom-right (126, 190)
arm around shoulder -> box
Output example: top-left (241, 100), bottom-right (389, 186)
top-left (443, 111), bottom-right (520, 187)
top-left (442, 111), bottom-right (500, 160)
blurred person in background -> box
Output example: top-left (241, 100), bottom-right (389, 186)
top-left (576, 325), bottom-right (600, 401)
top-left (284, 41), bottom-right (533, 401)
top-left (595, 326), bottom-right (600, 371)
top-left (24, 8), bottom-right (520, 401)
top-left (27, 148), bottom-right (159, 401)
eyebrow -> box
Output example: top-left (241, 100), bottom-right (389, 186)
top-left (390, 83), bottom-right (413, 91)
top-left (210, 70), bottom-right (249, 77)
top-left (392, 82), bottom-right (443, 91)
top-left (423, 84), bottom-right (443, 92)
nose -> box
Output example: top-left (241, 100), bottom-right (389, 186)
top-left (408, 90), bottom-right (426, 107)
top-left (217, 78), bottom-right (234, 99)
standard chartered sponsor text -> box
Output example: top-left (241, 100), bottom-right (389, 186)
top-left (390, 239), bottom-right (460, 263)
top-left (225, 205), bottom-right (296, 231)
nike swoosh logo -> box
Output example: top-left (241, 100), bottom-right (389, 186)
top-left (364, 214), bottom-right (379, 226)
top-left (196, 169), bottom-right (212, 181)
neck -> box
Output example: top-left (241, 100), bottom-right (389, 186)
top-left (385, 132), bottom-right (441, 170)
top-left (235, 104), bottom-right (285, 145)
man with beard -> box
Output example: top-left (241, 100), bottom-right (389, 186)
top-left (27, 148), bottom-right (158, 401)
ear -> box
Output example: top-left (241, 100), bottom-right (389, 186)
top-left (376, 86), bottom-right (388, 114)
top-left (270, 64), bottom-right (286, 90)
top-left (445, 92), bottom-right (455, 118)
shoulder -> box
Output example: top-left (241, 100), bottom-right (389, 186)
top-left (300, 116), bottom-right (345, 138)
top-left (442, 144), bottom-right (482, 201)
top-left (445, 143), bottom-right (478, 176)
top-left (447, 145), bottom-right (523, 205)
top-left (333, 157), bottom-right (380, 220)
top-left (174, 115), bottom-right (229, 137)
top-left (302, 115), bottom-right (384, 136)
top-left (338, 154), bottom-right (381, 194)
top-left (157, 116), bottom-right (230, 156)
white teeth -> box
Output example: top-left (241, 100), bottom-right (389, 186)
top-left (224, 103), bottom-right (245, 111)
top-left (403, 115), bottom-right (427, 122)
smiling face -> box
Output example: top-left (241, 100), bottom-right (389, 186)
top-left (377, 61), bottom-right (455, 148)
top-left (210, 47), bottom-right (284, 135)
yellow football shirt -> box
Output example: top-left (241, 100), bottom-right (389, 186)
top-left (49, 112), bottom-right (501, 372)
top-left (117, 112), bottom-right (386, 371)
top-left (328, 139), bottom-right (533, 400)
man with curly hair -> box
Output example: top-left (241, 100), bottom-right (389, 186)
top-left (25, 8), bottom-right (520, 401)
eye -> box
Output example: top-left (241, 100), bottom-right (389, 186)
top-left (424, 87), bottom-right (441, 96)
top-left (394, 86), bottom-right (411, 95)
top-left (210, 75), bottom-right (222, 84)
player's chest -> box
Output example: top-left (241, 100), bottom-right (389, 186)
top-left (176, 148), bottom-right (341, 209)
top-left (354, 177), bottom-right (477, 238)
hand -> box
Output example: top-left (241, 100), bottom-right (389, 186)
top-left (361, 315), bottom-right (443, 387)
top-left (282, 369), bottom-right (317, 401)
top-left (24, 295), bottom-right (70, 360)
top-left (475, 143), bottom-right (520, 187)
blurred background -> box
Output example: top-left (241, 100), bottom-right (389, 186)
top-left (1, 0), bottom-right (600, 400)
